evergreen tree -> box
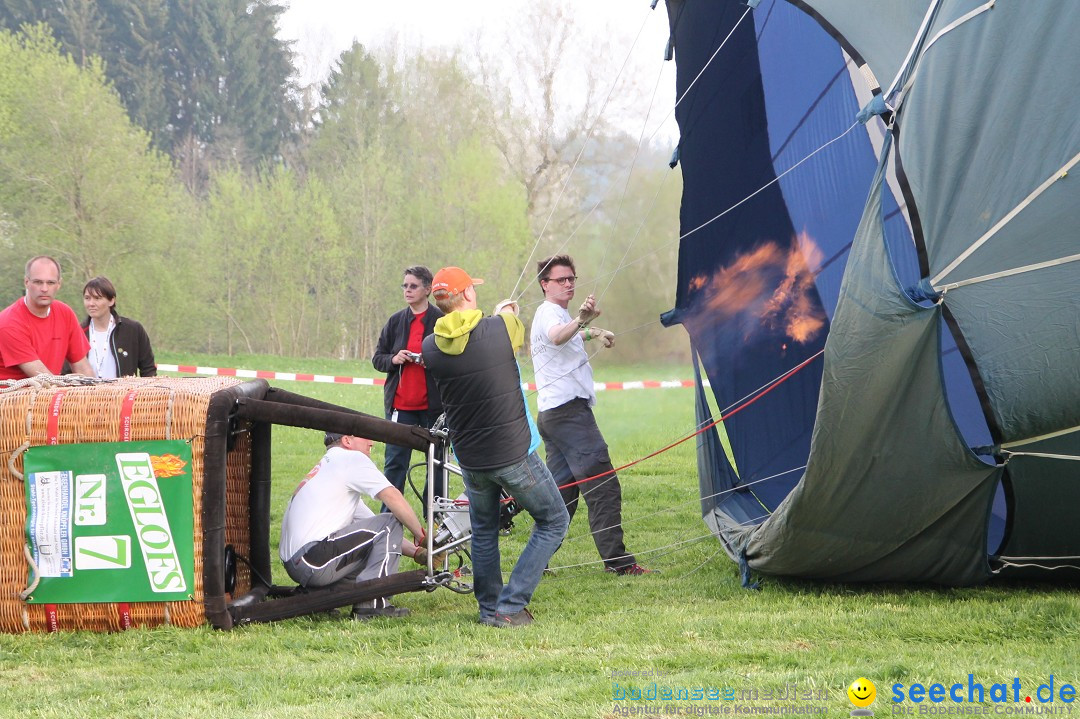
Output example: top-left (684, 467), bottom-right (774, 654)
top-left (311, 42), bottom-right (401, 164)
top-left (0, 0), bottom-right (296, 190)
top-left (165, 0), bottom-right (295, 191)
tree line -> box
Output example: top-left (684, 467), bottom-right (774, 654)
top-left (0, 1), bottom-right (686, 365)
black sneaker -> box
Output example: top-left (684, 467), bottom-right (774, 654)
top-left (483, 608), bottom-right (534, 628)
top-left (606, 563), bottom-right (653, 576)
top-left (351, 605), bottom-right (411, 621)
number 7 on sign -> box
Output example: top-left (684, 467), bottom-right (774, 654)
top-left (74, 536), bottom-right (132, 570)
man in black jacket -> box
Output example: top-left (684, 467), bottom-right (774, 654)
top-left (372, 266), bottom-right (444, 503)
top-left (422, 266), bottom-right (568, 628)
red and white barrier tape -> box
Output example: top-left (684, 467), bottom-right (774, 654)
top-left (157, 364), bottom-right (383, 386)
top-left (157, 364), bottom-right (701, 391)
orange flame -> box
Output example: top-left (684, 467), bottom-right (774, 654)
top-left (150, 454), bottom-right (188, 479)
top-left (688, 231), bottom-right (826, 344)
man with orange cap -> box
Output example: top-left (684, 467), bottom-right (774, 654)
top-left (421, 267), bottom-right (569, 628)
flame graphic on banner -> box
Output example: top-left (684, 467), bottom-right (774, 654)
top-left (689, 232), bottom-right (825, 343)
top-left (150, 454), bottom-right (188, 478)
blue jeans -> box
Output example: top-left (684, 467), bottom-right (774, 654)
top-left (383, 408), bottom-right (442, 510)
top-left (463, 451), bottom-right (569, 618)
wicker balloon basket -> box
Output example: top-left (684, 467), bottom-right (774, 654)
top-left (0, 375), bottom-right (268, 633)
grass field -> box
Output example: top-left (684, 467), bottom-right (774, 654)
top-left (0, 353), bottom-right (1077, 719)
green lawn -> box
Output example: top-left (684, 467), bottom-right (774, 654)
top-left (0, 354), bottom-right (1076, 719)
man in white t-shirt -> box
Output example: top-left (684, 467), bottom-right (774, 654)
top-left (530, 254), bottom-right (650, 576)
top-left (280, 432), bottom-right (431, 619)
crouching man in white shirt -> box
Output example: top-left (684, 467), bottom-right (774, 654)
top-left (280, 432), bottom-right (430, 620)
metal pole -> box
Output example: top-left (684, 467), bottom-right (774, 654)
top-left (426, 442), bottom-right (436, 575)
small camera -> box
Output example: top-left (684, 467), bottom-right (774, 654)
top-left (405, 351), bottom-right (422, 362)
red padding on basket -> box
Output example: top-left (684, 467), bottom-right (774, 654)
top-left (119, 389), bottom-right (138, 442)
top-left (46, 390), bottom-right (67, 445)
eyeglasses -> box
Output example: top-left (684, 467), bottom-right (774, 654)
top-left (544, 276), bottom-right (577, 285)
top-left (401, 283), bottom-right (422, 290)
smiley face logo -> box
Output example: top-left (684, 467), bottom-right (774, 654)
top-left (848, 677), bottom-right (877, 713)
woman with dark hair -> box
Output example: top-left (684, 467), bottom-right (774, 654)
top-left (81, 276), bottom-right (157, 377)
top-left (372, 266), bottom-right (444, 503)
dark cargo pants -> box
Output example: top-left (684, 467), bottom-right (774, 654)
top-left (537, 398), bottom-right (636, 570)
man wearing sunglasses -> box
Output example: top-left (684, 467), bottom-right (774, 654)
top-left (530, 254), bottom-right (650, 576)
top-left (372, 266), bottom-right (444, 504)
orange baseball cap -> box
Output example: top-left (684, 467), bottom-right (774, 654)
top-left (431, 266), bottom-right (484, 299)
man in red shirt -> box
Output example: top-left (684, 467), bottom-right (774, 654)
top-left (0, 256), bottom-right (92, 380)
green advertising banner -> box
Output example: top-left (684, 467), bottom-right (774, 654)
top-left (23, 440), bottom-right (196, 604)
